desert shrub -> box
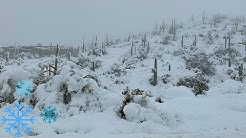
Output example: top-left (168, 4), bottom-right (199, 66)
top-left (173, 49), bottom-right (187, 57)
top-left (88, 48), bottom-right (107, 56)
top-left (76, 57), bottom-right (90, 68)
top-left (90, 60), bottom-right (102, 71)
top-left (106, 64), bottom-right (126, 77)
top-left (185, 52), bottom-right (216, 76)
top-left (162, 35), bottom-right (172, 45)
top-left (0, 65), bottom-right (5, 73)
top-left (117, 88), bottom-right (151, 119)
top-left (137, 51), bottom-right (148, 60)
top-left (213, 48), bottom-right (241, 60)
top-left (33, 72), bottom-right (53, 85)
top-left (177, 76), bottom-right (209, 96)
top-left (205, 31), bottom-right (213, 45)
top-left (199, 33), bottom-right (204, 37)
top-left (60, 82), bottom-right (71, 104)
top-left (161, 74), bottom-right (171, 84)
top-left (243, 57), bottom-right (246, 62)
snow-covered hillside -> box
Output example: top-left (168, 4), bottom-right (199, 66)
top-left (0, 15), bottom-right (246, 138)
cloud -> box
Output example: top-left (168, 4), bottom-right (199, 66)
top-left (0, 0), bottom-right (245, 46)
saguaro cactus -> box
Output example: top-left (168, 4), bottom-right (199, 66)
top-left (181, 35), bottom-right (184, 47)
top-left (202, 10), bottom-right (206, 24)
top-left (146, 42), bottom-right (150, 54)
top-left (244, 34), bottom-right (246, 51)
top-left (235, 17), bottom-right (239, 31)
top-left (6, 52), bottom-right (9, 62)
top-left (142, 33), bottom-right (147, 47)
top-left (173, 19), bottom-right (176, 40)
top-left (54, 44), bottom-right (59, 75)
top-left (228, 58), bottom-right (231, 67)
top-left (151, 58), bottom-right (158, 86)
top-left (67, 52), bottom-right (71, 60)
top-left (92, 61), bottom-right (95, 71)
top-left (49, 44), bottom-right (59, 76)
top-left (193, 35), bottom-right (197, 46)
top-left (83, 35), bottom-right (85, 53)
top-left (238, 63), bottom-right (243, 81)
top-left (228, 35), bottom-right (231, 49)
top-left (131, 41), bottom-right (133, 56)
top-left (223, 36), bottom-right (227, 48)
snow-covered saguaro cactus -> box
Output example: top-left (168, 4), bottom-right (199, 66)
top-left (6, 52), bottom-right (9, 62)
top-left (228, 58), bottom-right (231, 67)
top-left (193, 35), bottom-right (197, 46)
top-left (181, 35), bottom-right (184, 47)
top-left (131, 41), bottom-right (133, 56)
top-left (238, 63), bottom-right (243, 81)
top-left (244, 33), bottom-right (246, 51)
top-left (49, 44), bottom-right (59, 76)
top-left (67, 52), bottom-right (71, 60)
top-left (228, 35), bottom-right (231, 49)
top-left (142, 33), bottom-right (147, 47)
top-left (223, 36), bottom-right (227, 48)
top-left (151, 58), bottom-right (157, 86)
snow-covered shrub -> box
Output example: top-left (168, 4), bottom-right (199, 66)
top-left (90, 60), bottom-right (101, 71)
top-left (137, 49), bottom-right (148, 60)
top-left (243, 56), bottom-right (246, 62)
top-left (173, 49), bottom-right (187, 57)
top-left (88, 48), bottom-right (107, 56)
top-left (0, 65), bottom-right (5, 73)
top-left (161, 74), bottom-right (171, 84)
top-left (213, 48), bottom-right (241, 61)
top-left (34, 69), bottom-right (120, 117)
top-left (205, 31), bottom-right (214, 45)
top-left (227, 68), bottom-right (237, 80)
top-left (33, 73), bottom-right (47, 85)
top-left (117, 88), bottom-right (151, 119)
top-left (199, 33), bottom-right (204, 37)
top-left (0, 67), bottom-right (31, 105)
top-left (60, 82), bottom-right (71, 104)
top-left (117, 88), bottom-right (181, 126)
top-left (177, 77), bottom-right (209, 96)
top-left (76, 57), bottom-right (90, 68)
top-left (161, 35), bottom-right (172, 45)
top-left (106, 63), bottom-right (126, 77)
top-left (185, 52), bottom-right (216, 76)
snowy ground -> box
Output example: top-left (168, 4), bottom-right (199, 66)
top-left (0, 15), bottom-right (246, 138)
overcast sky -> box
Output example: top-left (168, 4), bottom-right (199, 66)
top-left (0, 0), bottom-right (245, 46)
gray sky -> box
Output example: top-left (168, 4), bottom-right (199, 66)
top-left (0, 0), bottom-right (245, 46)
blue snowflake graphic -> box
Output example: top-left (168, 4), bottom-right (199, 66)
top-left (1, 102), bottom-right (36, 137)
top-left (40, 106), bottom-right (58, 124)
top-left (16, 80), bottom-right (33, 98)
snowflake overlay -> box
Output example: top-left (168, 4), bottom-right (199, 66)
top-left (1, 102), bottom-right (36, 137)
top-left (40, 106), bottom-right (58, 124)
top-left (16, 80), bottom-right (33, 98)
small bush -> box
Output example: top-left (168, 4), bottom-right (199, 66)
top-left (162, 35), bottom-right (172, 45)
top-left (106, 64), bottom-right (126, 77)
top-left (60, 82), bottom-right (71, 104)
top-left (177, 77), bottom-right (209, 96)
top-left (185, 52), bottom-right (216, 76)
top-left (161, 74), bottom-right (171, 84)
top-left (118, 88), bottom-right (151, 119)
top-left (213, 48), bottom-right (241, 60)
top-left (76, 57), bottom-right (90, 68)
